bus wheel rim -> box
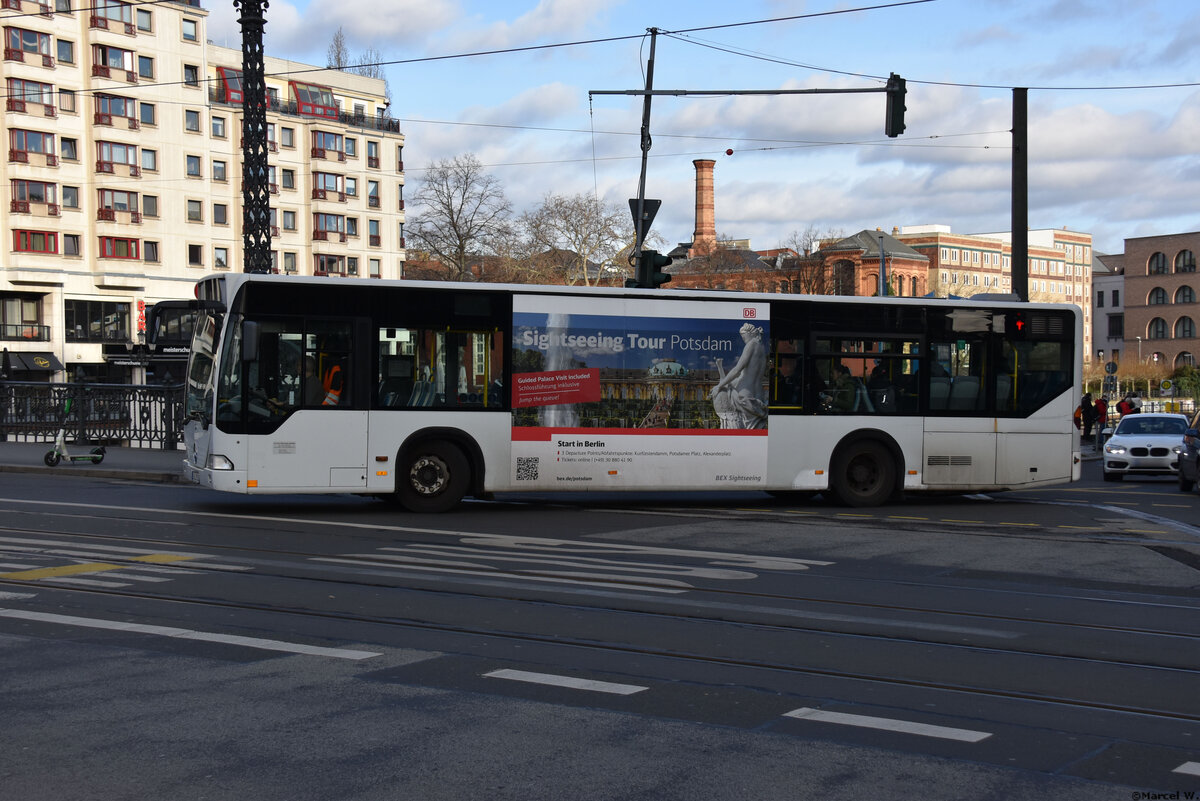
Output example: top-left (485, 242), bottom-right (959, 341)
top-left (410, 455), bottom-right (449, 496)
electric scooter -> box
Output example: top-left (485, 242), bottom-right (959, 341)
top-left (43, 398), bottom-right (105, 467)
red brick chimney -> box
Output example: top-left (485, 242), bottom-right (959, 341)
top-left (690, 159), bottom-right (717, 257)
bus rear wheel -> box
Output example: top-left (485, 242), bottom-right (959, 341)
top-left (395, 441), bottom-right (469, 513)
top-left (830, 440), bottom-right (895, 507)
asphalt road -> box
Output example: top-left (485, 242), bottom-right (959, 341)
top-left (0, 462), bottom-right (1197, 800)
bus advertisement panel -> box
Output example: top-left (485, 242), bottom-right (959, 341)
top-left (511, 294), bottom-right (770, 490)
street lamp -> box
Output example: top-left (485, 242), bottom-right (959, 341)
top-left (1136, 336), bottom-right (1143, 362)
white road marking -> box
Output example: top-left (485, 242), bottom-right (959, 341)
top-left (784, 707), bottom-right (992, 742)
top-left (0, 591), bottom-right (36, 600)
top-left (0, 608), bottom-right (381, 660)
top-left (314, 557), bottom-right (689, 593)
top-left (48, 577), bottom-right (130, 588)
top-left (485, 668), bottom-right (647, 695)
top-left (1174, 761), bottom-right (1200, 777)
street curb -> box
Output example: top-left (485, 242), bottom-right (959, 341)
top-left (0, 463), bottom-right (183, 483)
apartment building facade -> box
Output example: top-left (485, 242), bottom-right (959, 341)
top-left (1111, 232), bottom-right (1200, 370)
top-left (1, 0), bottom-right (405, 383)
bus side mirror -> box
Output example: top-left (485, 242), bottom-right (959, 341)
top-left (241, 320), bottom-right (260, 362)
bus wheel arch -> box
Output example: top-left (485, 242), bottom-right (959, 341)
top-left (393, 429), bottom-right (483, 513)
top-left (828, 430), bottom-right (904, 507)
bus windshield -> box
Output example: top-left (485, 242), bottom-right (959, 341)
top-left (184, 310), bottom-right (221, 425)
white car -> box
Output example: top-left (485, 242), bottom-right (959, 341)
top-left (1101, 412), bottom-right (1189, 481)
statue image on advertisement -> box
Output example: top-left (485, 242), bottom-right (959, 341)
top-left (709, 323), bottom-right (768, 429)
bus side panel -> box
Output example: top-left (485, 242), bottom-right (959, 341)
top-left (922, 416), bottom-right (997, 487)
top-left (245, 411), bottom-right (369, 490)
top-left (364, 411), bottom-right (512, 495)
top-left (995, 392), bottom-right (1077, 486)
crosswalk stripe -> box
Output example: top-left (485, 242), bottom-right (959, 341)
top-left (784, 707), bottom-right (992, 742)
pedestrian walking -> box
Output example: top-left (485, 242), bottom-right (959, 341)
top-left (1080, 393), bottom-right (1097, 441)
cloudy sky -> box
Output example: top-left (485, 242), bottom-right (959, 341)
top-left (205, 0), bottom-right (1200, 256)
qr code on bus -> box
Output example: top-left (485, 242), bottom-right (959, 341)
top-left (515, 457), bottom-right (539, 481)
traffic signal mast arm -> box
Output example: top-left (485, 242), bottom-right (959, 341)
top-left (591, 73), bottom-right (907, 138)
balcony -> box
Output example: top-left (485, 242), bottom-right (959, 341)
top-left (92, 64), bottom-right (110, 79)
top-left (46, 203), bottom-right (58, 216)
top-left (368, 196), bottom-right (380, 208)
top-left (1, 323), bottom-right (51, 341)
top-left (96, 160), bottom-right (114, 173)
top-left (369, 235), bottom-right (381, 247)
top-left (10, 200), bottom-right (29, 213)
top-left (5, 98), bottom-right (25, 113)
top-left (270, 225), bottom-right (280, 237)
top-left (2, 0), bottom-right (21, 10)
top-left (5, 48), bottom-right (23, 62)
top-left (368, 156), bottom-right (380, 168)
top-left (9, 149), bottom-right (28, 163)
top-left (97, 208), bottom-right (116, 221)
top-left (94, 112), bottom-right (113, 126)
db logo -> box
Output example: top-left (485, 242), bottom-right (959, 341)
top-left (743, 308), bottom-right (757, 318)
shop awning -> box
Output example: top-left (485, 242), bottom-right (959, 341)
top-left (12, 351), bottom-right (64, 371)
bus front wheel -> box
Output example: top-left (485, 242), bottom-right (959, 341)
top-left (829, 440), bottom-right (895, 507)
top-left (395, 441), bottom-right (469, 513)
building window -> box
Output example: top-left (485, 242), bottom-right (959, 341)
top-left (139, 101), bottom-right (155, 125)
top-left (63, 234), bottom-right (80, 256)
top-left (188, 244), bottom-right (202, 266)
top-left (98, 188), bottom-right (137, 212)
top-left (136, 8), bottom-right (152, 31)
top-left (57, 39), bottom-right (74, 64)
top-left (347, 257), bottom-right (358, 275)
top-left (141, 148), bottom-right (157, 171)
top-left (1177, 250), bottom-right (1196, 273)
top-left (185, 109), bottom-right (200, 132)
top-left (186, 200), bottom-right (202, 221)
top-left (282, 210), bottom-right (296, 231)
top-left (283, 252), bottom-right (296, 273)
top-left (345, 176), bottom-right (357, 197)
top-left (183, 64), bottom-right (199, 86)
top-left (142, 195), bottom-right (158, 217)
top-left (345, 137), bottom-right (356, 158)
top-left (144, 241), bottom-right (159, 262)
top-left (214, 247), bottom-right (228, 269)
top-left (1177, 286), bottom-right (1195, 304)
top-left (345, 217), bottom-right (358, 237)
top-left (1096, 291), bottom-right (1104, 308)
top-left (14, 230), bottom-right (56, 253)
top-left (182, 18), bottom-right (198, 42)
top-left (99, 236), bottom-right (139, 259)
top-left (65, 300), bottom-right (129, 342)
top-left (289, 80), bottom-right (337, 118)
top-left (213, 203), bottom-right (227, 225)
top-left (62, 185), bottom-right (79, 208)
top-left (1149, 252), bottom-right (1168, 274)
top-left (368, 219), bottom-right (380, 246)
top-left (281, 169), bottom-right (295, 189)
top-left (1176, 317), bottom-right (1196, 339)
top-left (1148, 317), bottom-right (1168, 339)
top-left (212, 160), bottom-right (227, 181)
top-left (212, 116), bottom-right (226, 138)
top-left (186, 154), bottom-right (201, 176)
top-left (281, 127), bottom-right (294, 148)
top-left (370, 258), bottom-right (381, 278)
top-left (1149, 287), bottom-right (1168, 305)
top-left (138, 55), bottom-right (153, 79)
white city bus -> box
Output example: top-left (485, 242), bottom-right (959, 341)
top-left (182, 273), bottom-right (1081, 511)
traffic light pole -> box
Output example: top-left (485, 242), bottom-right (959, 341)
top-left (632, 28), bottom-right (658, 263)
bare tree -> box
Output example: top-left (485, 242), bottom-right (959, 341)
top-left (409, 154), bottom-right (512, 282)
top-left (781, 225), bottom-right (843, 294)
top-left (326, 27), bottom-right (349, 70)
top-left (519, 193), bottom-right (634, 286)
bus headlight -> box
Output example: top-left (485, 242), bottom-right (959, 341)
top-left (207, 454), bottom-right (235, 470)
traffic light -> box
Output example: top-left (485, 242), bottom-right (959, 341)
top-left (626, 249), bottom-right (673, 288)
top-left (885, 72), bottom-right (906, 138)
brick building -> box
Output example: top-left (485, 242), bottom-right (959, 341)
top-left (1108, 232), bottom-right (1200, 369)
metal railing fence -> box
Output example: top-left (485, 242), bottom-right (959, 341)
top-left (0, 380), bottom-right (184, 449)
